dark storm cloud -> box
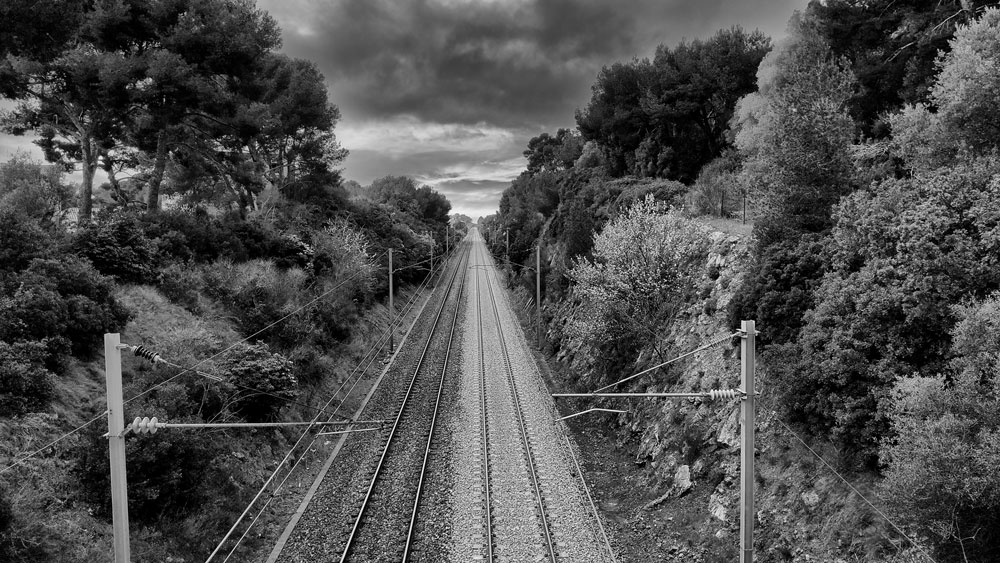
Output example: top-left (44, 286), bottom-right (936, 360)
top-left (264, 0), bottom-right (806, 129)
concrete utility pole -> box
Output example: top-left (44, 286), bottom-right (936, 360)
top-left (741, 320), bottom-right (756, 563)
top-left (388, 249), bottom-right (394, 354)
top-left (505, 229), bottom-right (509, 263)
top-left (552, 321), bottom-right (758, 562)
top-left (105, 333), bottom-right (131, 563)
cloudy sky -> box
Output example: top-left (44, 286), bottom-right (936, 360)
top-left (1, 0), bottom-right (808, 219)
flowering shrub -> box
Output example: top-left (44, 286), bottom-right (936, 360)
top-left (568, 196), bottom-right (711, 385)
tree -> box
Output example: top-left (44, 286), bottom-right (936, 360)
top-left (887, 8), bottom-right (1000, 173)
top-left (370, 175), bottom-right (420, 215)
top-left (930, 7), bottom-right (1000, 154)
top-left (0, 43), bottom-right (133, 222)
top-left (576, 59), bottom-right (653, 176)
top-left (640, 27), bottom-right (770, 181)
top-left (732, 13), bottom-right (856, 246)
top-left (124, 0), bottom-right (282, 212)
top-left (806, 0), bottom-right (995, 136)
top-left (576, 28), bottom-right (770, 181)
top-left (524, 128), bottom-right (583, 175)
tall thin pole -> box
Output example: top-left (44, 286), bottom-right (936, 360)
top-left (505, 229), bottom-right (509, 264)
top-left (535, 246), bottom-right (541, 350)
top-left (105, 333), bottom-right (131, 563)
top-left (445, 226), bottom-right (449, 255)
top-left (740, 320), bottom-right (756, 563)
top-left (388, 249), bottom-right (394, 354)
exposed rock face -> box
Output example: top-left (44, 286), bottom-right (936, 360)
top-left (673, 464), bottom-right (693, 496)
top-left (547, 226), bottom-right (752, 538)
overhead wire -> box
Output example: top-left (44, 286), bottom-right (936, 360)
top-left (125, 252), bottom-right (385, 406)
top-left (0, 412), bottom-right (107, 476)
top-left (208, 251), bottom-right (449, 562)
top-left (213, 278), bottom-right (431, 563)
top-left (1, 252), bottom-right (385, 477)
top-left (591, 331), bottom-right (740, 393)
top-left (756, 395), bottom-right (937, 563)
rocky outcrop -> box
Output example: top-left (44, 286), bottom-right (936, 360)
top-left (546, 227), bottom-right (752, 536)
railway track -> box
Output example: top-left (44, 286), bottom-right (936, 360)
top-left (464, 229), bottom-right (616, 563)
top-left (334, 240), bottom-right (470, 562)
top-left (270, 230), bottom-right (613, 563)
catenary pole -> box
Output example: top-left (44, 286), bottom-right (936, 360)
top-left (741, 320), bottom-right (756, 563)
top-left (105, 333), bottom-right (131, 563)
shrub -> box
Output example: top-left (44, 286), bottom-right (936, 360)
top-left (0, 153), bottom-right (74, 222)
top-left (0, 340), bottom-right (55, 416)
top-left (201, 259), bottom-right (308, 341)
top-left (879, 294), bottom-right (1000, 561)
top-left (771, 159), bottom-right (1000, 466)
top-left (74, 413), bottom-right (242, 524)
top-left (0, 209), bottom-right (56, 279)
top-left (0, 257), bottom-right (131, 366)
top-left (218, 343), bottom-right (297, 422)
top-left (72, 212), bottom-right (159, 284)
top-left (156, 263), bottom-right (206, 314)
top-left (568, 196), bottom-right (711, 387)
top-left (726, 233), bottom-right (830, 349)
top-left (686, 152), bottom-right (742, 217)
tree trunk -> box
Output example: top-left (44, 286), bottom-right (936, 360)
top-left (146, 130), bottom-right (169, 213)
top-left (79, 139), bottom-right (95, 223)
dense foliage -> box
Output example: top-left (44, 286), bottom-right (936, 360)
top-left (880, 296), bottom-right (1000, 561)
top-left (489, 6), bottom-right (1000, 560)
top-left (576, 26), bottom-right (770, 180)
top-left (568, 197), bottom-right (710, 387)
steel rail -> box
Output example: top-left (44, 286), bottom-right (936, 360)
top-left (401, 243), bottom-right (466, 560)
top-left (482, 244), bottom-right (558, 563)
top-left (338, 237), bottom-right (470, 563)
top-left (474, 243), bottom-right (496, 563)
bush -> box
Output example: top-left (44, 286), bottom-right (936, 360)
top-left (0, 340), bottom-right (56, 416)
top-left (218, 343), bottom-right (297, 422)
top-left (201, 259), bottom-right (308, 342)
top-left (156, 263), bottom-right (206, 314)
top-left (72, 212), bottom-right (159, 284)
top-left (74, 412), bottom-right (242, 524)
top-left (568, 196), bottom-right (711, 387)
top-left (771, 159), bottom-right (1000, 466)
top-left (879, 294), bottom-right (1000, 561)
top-left (726, 233), bottom-right (830, 349)
top-left (0, 209), bottom-right (56, 280)
top-left (686, 152), bottom-right (743, 217)
top-left (137, 209), bottom-right (311, 268)
top-left (0, 257), bottom-right (131, 366)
